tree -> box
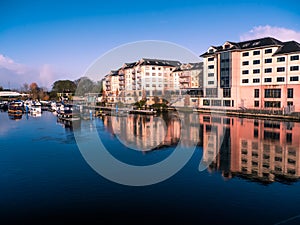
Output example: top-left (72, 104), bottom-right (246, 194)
top-left (30, 82), bottom-right (39, 99)
top-left (75, 77), bottom-right (95, 96)
top-left (21, 83), bottom-right (29, 93)
top-left (51, 80), bottom-right (77, 93)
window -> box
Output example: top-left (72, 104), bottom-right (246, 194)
top-left (243, 52), bottom-right (249, 57)
top-left (242, 79), bottom-right (249, 83)
top-left (254, 101), bottom-right (259, 107)
top-left (152, 67), bottom-right (155, 70)
top-left (206, 88), bottom-right (218, 97)
top-left (208, 81), bottom-right (214, 85)
top-left (265, 89), bottom-right (281, 98)
top-left (225, 44), bottom-right (230, 49)
top-left (288, 88), bottom-right (293, 98)
top-left (254, 89), bottom-right (259, 98)
top-left (264, 78), bottom-right (272, 82)
top-left (242, 61), bottom-right (249, 66)
top-left (277, 67), bottom-right (285, 72)
top-left (242, 70), bottom-right (249, 75)
top-left (208, 57), bottom-right (214, 61)
top-left (277, 77), bottom-right (285, 82)
top-left (253, 69), bottom-right (260, 74)
top-left (265, 68), bottom-right (272, 73)
top-left (265, 101), bottom-right (281, 108)
top-left (208, 65), bottom-right (214, 69)
top-left (290, 76), bottom-right (299, 81)
top-left (253, 50), bottom-right (260, 55)
top-left (290, 55), bottom-right (299, 61)
top-left (277, 57), bottom-right (285, 62)
top-left (253, 78), bottom-right (260, 83)
top-left (211, 100), bottom-right (222, 106)
top-left (203, 99), bottom-right (210, 106)
top-left (145, 72), bottom-right (150, 76)
top-left (290, 66), bottom-right (299, 71)
top-left (265, 49), bottom-right (272, 54)
top-left (223, 88), bottom-right (231, 98)
top-left (223, 100), bottom-right (231, 106)
top-left (288, 101), bottom-right (293, 106)
top-left (265, 58), bottom-right (272, 63)
top-left (253, 60), bottom-right (260, 65)
top-left (208, 73), bottom-right (214, 77)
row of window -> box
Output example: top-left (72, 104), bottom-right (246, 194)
top-left (145, 67), bottom-right (173, 71)
top-left (242, 76), bottom-right (299, 83)
top-left (243, 50), bottom-right (299, 61)
top-left (254, 88), bottom-right (293, 98)
top-left (242, 66), bottom-right (299, 74)
top-left (203, 99), bottom-right (234, 107)
top-left (242, 57), bottom-right (295, 65)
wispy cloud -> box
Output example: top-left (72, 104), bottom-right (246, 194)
top-left (0, 54), bottom-right (62, 90)
top-left (240, 25), bottom-right (300, 42)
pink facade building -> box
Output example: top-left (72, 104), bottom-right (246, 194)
top-left (200, 37), bottom-right (300, 113)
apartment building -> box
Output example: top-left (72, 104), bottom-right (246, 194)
top-left (200, 37), bottom-right (300, 112)
top-left (104, 58), bottom-right (181, 103)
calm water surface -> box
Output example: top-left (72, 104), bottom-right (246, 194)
top-left (1, 111), bottom-right (300, 224)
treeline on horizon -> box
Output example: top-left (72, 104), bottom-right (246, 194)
top-left (0, 77), bottom-right (103, 101)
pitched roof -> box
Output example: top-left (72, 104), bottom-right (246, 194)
top-left (273, 41), bottom-right (300, 55)
top-left (140, 58), bottom-right (181, 67)
top-left (200, 37), bottom-right (287, 57)
top-left (123, 62), bottom-right (137, 69)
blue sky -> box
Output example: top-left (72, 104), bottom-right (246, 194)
top-left (1, 0), bottom-right (300, 89)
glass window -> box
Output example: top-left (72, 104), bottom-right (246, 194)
top-left (265, 49), bottom-right (272, 54)
top-left (264, 78), bottom-right (272, 82)
top-left (253, 50), bottom-right (260, 55)
top-left (277, 77), bottom-right (285, 82)
top-left (152, 67), bottom-right (155, 70)
top-left (254, 101), bottom-right (259, 107)
top-left (242, 61), bottom-right (249, 66)
top-left (208, 81), bottom-right (214, 85)
top-left (290, 55), bottom-right (299, 61)
top-left (242, 52), bottom-right (249, 57)
top-left (223, 100), bottom-right (231, 106)
top-left (253, 78), bottom-right (260, 83)
top-left (290, 76), bottom-right (299, 81)
top-left (208, 73), bottom-right (214, 77)
top-left (290, 66), bottom-right (299, 71)
top-left (265, 58), bottom-right (272, 63)
top-left (254, 89), bottom-right (259, 98)
top-left (242, 79), bottom-right (249, 83)
top-left (208, 65), bottom-right (214, 69)
top-left (288, 88), bottom-right (293, 98)
top-left (277, 67), bottom-right (285, 72)
top-left (277, 57), bottom-right (285, 62)
top-left (242, 70), bottom-right (249, 75)
top-left (265, 68), bottom-right (272, 73)
top-left (264, 89), bottom-right (281, 98)
top-left (208, 57), bottom-right (214, 61)
top-left (223, 88), bottom-right (231, 98)
top-left (253, 60), bottom-right (260, 65)
top-left (253, 69), bottom-right (260, 74)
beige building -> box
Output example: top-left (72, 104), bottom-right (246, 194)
top-left (200, 37), bottom-right (300, 113)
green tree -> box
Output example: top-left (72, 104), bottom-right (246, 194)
top-left (75, 77), bottom-right (95, 96)
top-left (51, 80), bottom-right (77, 93)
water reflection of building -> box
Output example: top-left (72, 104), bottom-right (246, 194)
top-left (200, 114), bottom-right (300, 184)
top-left (102, 112), bottom-right (201, 151)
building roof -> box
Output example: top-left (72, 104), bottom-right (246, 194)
top-left (140, 58), bottom-right (181, 67)
top-left (0, 91), bottom-right (21, 97)
top-left (123, 62), bottom-right (137, 69)
top-left (200, 37), bottom-right (298, 57)
top-left (273, 41), bottom-right (300, 55)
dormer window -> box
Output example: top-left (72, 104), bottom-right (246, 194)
top-left (225, 44), bottom-right (230, 49)
top-left (209, 49), bottom-right (214, 53)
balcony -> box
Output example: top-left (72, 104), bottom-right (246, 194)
top-left (179, 78), bottom-right (190, 83)
top-left (132, 76), bottom-right (136, 80)
top-left (119, 76), bottom-right (125, 81)
top-left (180, 72), bottom-right (190, 77)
